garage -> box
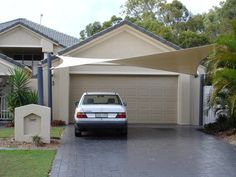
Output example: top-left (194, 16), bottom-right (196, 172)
top-left (69, 74), bottom-right (178, 124)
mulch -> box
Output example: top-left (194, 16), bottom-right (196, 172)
top-left (0, 138), bottom-right (60, 150)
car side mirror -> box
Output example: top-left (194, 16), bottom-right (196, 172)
top-left (75, 101), bottom-right (79, 107)
top-left (123, 101), bottom-right (127, 107)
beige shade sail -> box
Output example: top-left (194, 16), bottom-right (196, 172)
top-left (55, 45), bottom-right (214, 75)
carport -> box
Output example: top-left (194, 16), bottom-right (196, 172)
top-left (39, 44), bottom-right (213, 124)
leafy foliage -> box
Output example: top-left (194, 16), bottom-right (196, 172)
top-left (206, 20), bottom-right (236, 120)
top-left (32, 135), bottom-right (42, 146)
top-left (7, 68), bottom-right (38, 114)
top-left (80, 0), bottom-right (229, 48)
top-left (80, 16), bottom-right (123, 40)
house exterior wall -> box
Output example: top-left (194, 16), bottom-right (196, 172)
top-left (29, 78), bottom-right (38, 91)
top-left (0, 26), bottom-right (61, 55)
top-left (0, 27), bottom-right (41, 47)
top-left (190, 76), bottom-right (200, 125)
top-left (69, 26), bottom-right (175, 58)
top-left (0, 60), bottom-right (15, 75)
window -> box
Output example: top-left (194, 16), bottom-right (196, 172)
top-left (83, 95), bottom-right (122, 105)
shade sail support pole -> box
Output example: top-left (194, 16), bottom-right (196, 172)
top-left (37, 64), bottom-right (44, 105)
top-left (47, 53), bottom-right (53, 121)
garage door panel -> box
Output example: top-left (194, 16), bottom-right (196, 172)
top-left (69, 75), bottom-right (177, 123)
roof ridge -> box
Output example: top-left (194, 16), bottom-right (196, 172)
top-left (0, 18), bottom-right (79, 47)
top-left (21, 18), bottom-right (79, 41)
top-left (0, 18), bottom-right (20, 25)
top-left (0, 52), bottom-right (25, 68)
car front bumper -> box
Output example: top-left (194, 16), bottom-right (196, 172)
top-left (75, 118), bottom-right (127, 130)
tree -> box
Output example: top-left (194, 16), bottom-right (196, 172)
top-left (219, 0), bottom-right (236, 20)
top-left (102, 15), bottom-right (123, 30)
top-left (122, 0), bottom-right (166, 21)
top-left (178, 30), bottom-right (209, 48)
top-left (159, 0), bottom-right (190, 27)
top-left (80, 21), bottom-right (102, 40)
top-left (207, 20), bottom-right (236, 120)
top-left (80, 16), bottom-right (123, 40)
top-left (186, 14), bottom-right (206, 33)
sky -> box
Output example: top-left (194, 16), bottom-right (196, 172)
top-left (0, 0), bottom-right (223, 38)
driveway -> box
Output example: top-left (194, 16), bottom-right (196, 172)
top-left (50, 125), bottom-right (236, 177)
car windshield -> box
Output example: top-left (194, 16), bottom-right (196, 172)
top-left (82, 95), bottom-right (122, 105)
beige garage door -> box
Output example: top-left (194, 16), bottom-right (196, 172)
top-left (69, 75), bottom-right (178, 124)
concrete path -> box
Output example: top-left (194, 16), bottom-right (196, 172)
top-left (50, 125), bottom-right (236, 177)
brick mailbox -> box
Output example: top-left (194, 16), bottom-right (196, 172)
top-left (15, 104), bottom-right (51, 143)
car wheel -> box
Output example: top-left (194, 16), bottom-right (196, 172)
top-left (75, 128), bottom-right (82, 137)
top-left (121, 127), bottom-right (128, 136)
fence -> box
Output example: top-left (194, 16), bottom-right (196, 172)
top-left (203, 86), bottom-right (216, 125)
top-left (0, 96), bottom-right (13, 120)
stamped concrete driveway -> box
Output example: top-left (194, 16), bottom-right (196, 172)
top-left (50, 125), bottom-right (236, 177)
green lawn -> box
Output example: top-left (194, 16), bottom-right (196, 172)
top-left (0, 128), bottom-right (14, 138)
top-left (0, 127), bottom-right (64, 139)
top-left (50, 127), bottom-right (65, 138)
top-left (0, 150), bottom-right (56, 177)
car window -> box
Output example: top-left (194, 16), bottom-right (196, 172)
top-left (83, 95), bottom-right (122, 105)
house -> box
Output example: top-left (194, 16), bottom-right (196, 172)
top-left (0, 18), bottom-right (79, 119)
top-left (0, 18), bottom-right (203, 125)
top-left (0, 18), bottom-right (79, 74)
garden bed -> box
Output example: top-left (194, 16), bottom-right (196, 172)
top-left (217, 129), bottom-right (236, 146)
top-left (0, 127), bottom-right (64, 149)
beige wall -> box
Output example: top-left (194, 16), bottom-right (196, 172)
top-left (0, 26), bottom-right (41, 47)
top-left (177, 74), bottom-right (201, 125)
top-left (29, 78), bottom-right (38, 91)
top-left (177, 74), bottom-right (191, 125)
top-left (69, 26), bottom-right (174, 58)
top-left (69, 65), bottom-right (178, 75)
top-left (190, 76), bottom-right (200, 125)
top-left (52, 67), bottom-right (70, 123)
top-left (0, 25), bottom-right (61, 54)
top-left (0, 60), bottom-right (15, 75)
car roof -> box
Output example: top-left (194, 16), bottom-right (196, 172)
top-left (84, 92), bottom-right (118, 95)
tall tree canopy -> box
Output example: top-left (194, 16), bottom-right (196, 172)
top-left (79, 0), bottom-right (236, 48)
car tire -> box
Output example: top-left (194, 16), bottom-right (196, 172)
top-left (121, 127), bottom-right (128, 136)
top-left (75, 128), bottom-right (82, 137)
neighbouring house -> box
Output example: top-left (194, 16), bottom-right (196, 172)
top-left (0, 53), bottom-right (27, 119)
top-left (0, 18), bottom-right (204, 125)
top-left (0, 18), bottom-right (79, 120)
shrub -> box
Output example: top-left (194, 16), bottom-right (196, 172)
top-left (51, 120), bottom-right (66, 126)
top-left (7, 68), bottom-right (38, 116)
top-left (204, 115), bottom-right (230, 134)
top-left (32, 135), bottom-right (42, 146)
top-left (4, 122), bottom-right (14, 128)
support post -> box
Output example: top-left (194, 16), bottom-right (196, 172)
top-left (47, 53), bottom-right (53, 121)
top-left (199, 74), bottom-right (205, 126)
top-left (37, 64), bottom-right (44, 105)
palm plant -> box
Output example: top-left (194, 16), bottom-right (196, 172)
top-left (7, 68), bottom-right (38, 114)
top-left (207, 19), bottom-right (236, 120)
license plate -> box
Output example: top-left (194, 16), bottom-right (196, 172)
top-left (95, 113), bottom-right (108, 118)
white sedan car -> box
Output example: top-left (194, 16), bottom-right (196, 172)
top-left (74, 92), bottom-right (128, 137)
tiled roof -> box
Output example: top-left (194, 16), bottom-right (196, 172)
top-left (58, 20), bottom-right (181, 55)
top-left (0, 53), bottom-right (25, 68)
top-left (0, 18), bottom-right (79, 47)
